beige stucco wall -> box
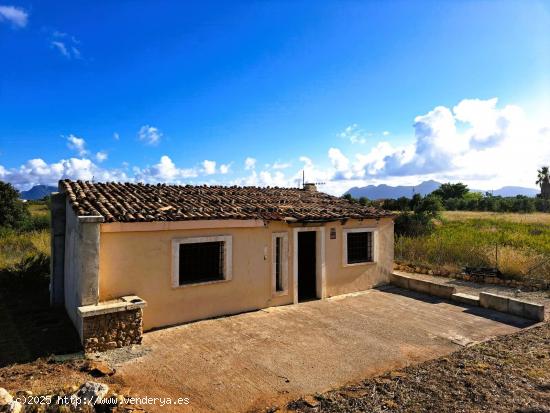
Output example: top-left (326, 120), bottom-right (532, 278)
top-left (324, 218), bottom-right (394, 297)
top-left (98, 218), bottom-right (394, 331)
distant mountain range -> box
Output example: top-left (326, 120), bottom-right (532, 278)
top-left (345, 180), bottom-right (539, 200)
top-left (18, 182), bottom-right (539, 201)
top-left (20, 185), bottom-right (57, 200)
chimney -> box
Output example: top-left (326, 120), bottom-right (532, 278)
top-left (303, 182), bottom-right (317, 192)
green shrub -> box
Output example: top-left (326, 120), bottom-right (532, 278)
top-left (19, 214), bottom-right (50, 231)
top-left (394, 212), bottom-right (435, 237)
top-left (0, 181), bottom-right (30, 228)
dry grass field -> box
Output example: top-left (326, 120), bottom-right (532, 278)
top-left (396, 211), bottom-right (550, 280)
top-left (442, 210), bottom-right (550, 224)
top-left (0, 202), bottom-right (50, 269)
top-left (0, 229), bottom-right (49, 269)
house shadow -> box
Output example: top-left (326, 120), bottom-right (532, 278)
top-left (378, 285), bottom-right (535, 329)
top-left (0, 274), bottom-right (81, 368)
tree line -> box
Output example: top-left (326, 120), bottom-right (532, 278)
top-left (0, 181), bottom-right (50, 231)
top-left (344, 181), bottom-right (550, 214)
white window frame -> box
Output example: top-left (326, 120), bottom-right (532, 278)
top-left (342, 228), bottom-right (378, 267)
top-left (271, 232), bottom-right (289, 297)
top-left (171, 235), bottom-right (233, 288)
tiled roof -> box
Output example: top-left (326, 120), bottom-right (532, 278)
top-left (60, 180), bottom-right (394, 223)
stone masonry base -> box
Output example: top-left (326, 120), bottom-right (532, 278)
top-left (82, 308), bottom-right (143, 353)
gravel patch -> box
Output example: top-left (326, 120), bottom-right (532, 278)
top-left (87, 344), bottom-right (152, 367)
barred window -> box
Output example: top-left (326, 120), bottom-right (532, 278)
top-left (272, 232), bottom-right (288, 295)
top-left (179, 241), bottom-right (224, 285)
top-left (275, 236), bottom-right (283, 291)
top-left (346, 231), bottom-right (374, 264)
top-left (172, 236), bottom-right (232, 287)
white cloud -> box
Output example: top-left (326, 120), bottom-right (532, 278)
top-left (202, 160), bottom-right (216, 175)
top-left (51, 41), bottom-right (69, 57)
top-left (113, 132), bottom-right (120, 140)
top-left (134, 155), bottom-right (197, 182)
top-left (382, 131), bottom-right (390, 136)
top-left (231, 97), bottom-right (549, 195)
top-left (299, 156), bottom-right (313, 169)
top-left (272, 161), bottom-right (291, 169)
top-left (50, 32), bottom-right (81, 59)
top-left (328, 148), bottom-right (351, 180)
top-left (339, 124), bottom-right (367, 144)
top-left (259, 170), bottom-right (286, 187)
top-left (234, 169), bottom-right (288, 187)
top-left (337, 97), bottom-right (549, 190)
top-left (138, 125), bottom-right (162, 145)
top-left (1, 154), bottom-right (237, 190)
top-left (0, 5), bottom-right (28, 28)
top-left (3, 97), bottom-right (546, 197)
top-left (0, 157), bottom-right (129, 190)
top-left (219, 163), bottom-right (231, 174)
top-left (95, 151), bottom-right (108, 163)
top-left (244, 157), bottom-right (256, 170)
top-left (67, 134), bottom-right (87, 156)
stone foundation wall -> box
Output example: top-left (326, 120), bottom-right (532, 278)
top-left (82, 308), bottom-right (143, 352)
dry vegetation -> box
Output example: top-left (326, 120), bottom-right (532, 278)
top-left (443, 210), bottom-right (550, 225)
top-left (0, 229), bottom-right (49, 268)
top-left (395, 211), bottom-right (550, 281)
top-left (0, 202), bottom-right (50, 269)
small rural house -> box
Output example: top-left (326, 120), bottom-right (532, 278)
top-left (50, 180), bottom-right (395, 351)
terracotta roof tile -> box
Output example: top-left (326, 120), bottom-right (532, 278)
top-left (60, 180), bottom-right (394, 223)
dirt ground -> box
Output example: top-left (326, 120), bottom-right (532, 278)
top-left (285, 322), bottom-right (550, 413)
top-left (97, 287), bottom-right (533, 413)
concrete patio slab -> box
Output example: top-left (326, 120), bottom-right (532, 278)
top-left (108, 286), bottom-right (533, 412)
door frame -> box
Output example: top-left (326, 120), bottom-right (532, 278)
top-left (292, 226), bottom-right (326, 304)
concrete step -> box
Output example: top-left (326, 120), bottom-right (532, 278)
top-left (390, 272), bottom-right (456, 299)
top-left (480, 292), bottom-right (545, 322)
top-left (451, 292), bottom-right (480, 306)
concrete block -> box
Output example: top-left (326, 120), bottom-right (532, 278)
top-left (390, 273), bottom-right (410, 290)
top-left (508, 297), bottom-right (545, 322)
top-left (390, 273), bottom-right (456, 299)
top-left (428, 282), bottom-right (456, 299)
top-left (523, 302), bottom-right (545, 322)
top-left (479, 292), bottom-right (545, 321)
top-left (408, 278), bottom-right (432, 295)
top-left (507, 298), bottom-right (525, 319)
top-left (479, 292), bottom-right (509, 313)
top-left (452, 293), bottom-right (480, 306)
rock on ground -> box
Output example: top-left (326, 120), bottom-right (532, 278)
top-left (0, 388), bottom-right (13, 406)
top-left (72, 381), bottom-right (109, 406)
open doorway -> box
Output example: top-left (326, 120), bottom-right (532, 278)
top-left (297, 231), bottom-right (317, 301)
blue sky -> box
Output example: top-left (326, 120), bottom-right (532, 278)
top-left (1, 1), bottom-right (549, 194)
